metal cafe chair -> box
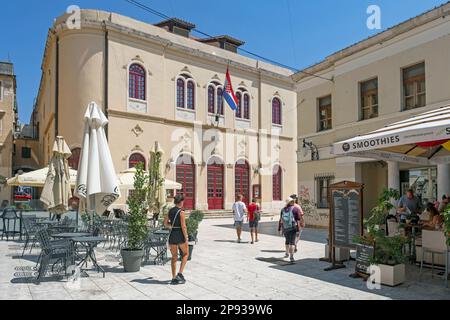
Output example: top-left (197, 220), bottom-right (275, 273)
top-left (420, 229), bottom-right (449, 288)
top-left (1, 208), bottom-right (20, 241)
top-left (35, 229), bottom-right (74, 284)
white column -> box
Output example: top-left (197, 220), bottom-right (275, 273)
top-left (387, 161), bottom-right (400, 192)
top-left (437, 163), bottom-right (450, 198)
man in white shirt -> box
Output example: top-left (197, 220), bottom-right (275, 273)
top-left (232, 194), bottom-right (247, 243)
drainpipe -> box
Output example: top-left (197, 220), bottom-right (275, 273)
top-left (257, 62), bottom-right (262, 200)
top-left (103, 22), bottom-right (109, 138)
top-left (55, 36), bottom-right (60, 137)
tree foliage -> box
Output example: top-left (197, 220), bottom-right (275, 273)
top-left (126, 163), bottom-right (149, 250)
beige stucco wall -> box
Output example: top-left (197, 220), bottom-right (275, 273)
top-left (0, 72), bottom-right (16, 201)
top-left (296, 13), bottom-right (450, 227)
top-left (32, 9), bottom-right (297, 213)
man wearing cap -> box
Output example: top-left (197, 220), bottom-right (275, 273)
top-left (278, 197), bottom-right (302, 263)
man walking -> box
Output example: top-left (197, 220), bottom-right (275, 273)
top-left (247, 198), bottom-right (260, 244)
top-left (232, 194), bottom-right (247, 243)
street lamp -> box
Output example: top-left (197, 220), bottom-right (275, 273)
top-left (303, 139), bottom-right (319, 161)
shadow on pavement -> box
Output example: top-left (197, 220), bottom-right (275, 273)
top-left (257, 257), bottom-right (450, 300)
top-left (131, 277), bottom-right (171, 285)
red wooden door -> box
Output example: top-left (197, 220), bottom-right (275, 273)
top-left (207, 163), bottom-right (224, 210)
top-left (235, 161), bottom-right (250, 206)
top-left (176, 158), bottom-right (195, 210)
top-left (273, 165), bottom-right (282, 201)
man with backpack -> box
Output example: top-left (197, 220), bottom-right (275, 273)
top-left (278, 197), bottom-right (302, 263)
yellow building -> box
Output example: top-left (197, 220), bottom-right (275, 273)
top-left (0, 62), bottom-right (19, 203)
top-left (294, 3), bottom-right (450, 227)
top-left (31, 10), bottom-right (298, 213)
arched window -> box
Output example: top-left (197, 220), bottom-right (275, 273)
top-left (177, 78), bottom-right (185, 109)
top-left (272, 97), bottom-right (282, 125)
top-left (243, 93), bottom-right (250, 119)
top-left (217, 87), bottom-right (224, 115)
top-left (207, 82), bottom-right (224, 115)
top-left (235, 91), bottom-right (242, 118)
top-left (68, 148), bottom-right (81, 170)
top-left (273, 165), bottom-right (282, 201)
top-left (128, 153), bottom-right (146, 170)
top-left (235, 89), bottom-right (249, 120)
top-left (208, 85), bottom-right (215, 114)
top-left (129, 64), bottom-right (146, 100)
top-left (187, 80), bottom-right (195, 110)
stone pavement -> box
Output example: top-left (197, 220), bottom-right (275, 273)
top-left (0, 217), bottom-right (449, 300)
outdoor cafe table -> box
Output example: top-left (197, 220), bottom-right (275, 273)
top-left (52, 232), bottom-right (91, 239)
top-left (72, 236), bottom-right (106, 278)
top-left (153, 229), bottom-right (170, 236)
top-left (34, 220), bottom-right (59, 226)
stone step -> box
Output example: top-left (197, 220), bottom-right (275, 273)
top-left (200, 211), bottom-right (275, 219)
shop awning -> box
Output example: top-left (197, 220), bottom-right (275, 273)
top-left (332, 105), bottom-right (450, 165)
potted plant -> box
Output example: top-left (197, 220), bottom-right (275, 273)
top-left (356, 188), bottom-right (407, 286)
top-left (121, 163), bottom-right (149, 272)
top-left (180, 210), bottom-right (204, 261)
top-left (370, 229), bottom-right (407, 286)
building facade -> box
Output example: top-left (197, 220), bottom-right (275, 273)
top-left (31, 10), bottom-right (297, 212)
top-left (294, 3), bottom-right (450, 227)
top-left (0, 62), bottom-right (19, 203)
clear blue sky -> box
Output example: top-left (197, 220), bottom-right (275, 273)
top-left (1, 0), bottom-right (447, 123)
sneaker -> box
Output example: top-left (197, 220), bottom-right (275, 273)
top-left (237, 239), bottom-right (241, 243)
top-left (176, 273), bottom-right (186, 284)
top-left (290, 256), bottom-right (295, 263)
top-left (171, 278), bottom-right (180, 285)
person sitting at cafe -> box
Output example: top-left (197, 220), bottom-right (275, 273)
top-left (397, 189), bottom-right (422, 218)
top-left (420, 202), bottom-right (443, 230)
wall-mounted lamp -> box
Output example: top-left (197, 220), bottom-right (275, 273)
top-left (166, 158), bottom-right (175, 170)
top-left (302, 139), bottom-right (319, 161)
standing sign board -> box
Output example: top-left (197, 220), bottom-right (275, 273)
top-left (355, 243), bottom-right (375, 275)
top-left (324, 181), bottom-right (364, 271)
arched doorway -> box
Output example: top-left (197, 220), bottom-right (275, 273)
top-left (235, 159), bottom-right (250, 206)
top-left (176, 154), bottom-right (196, 210)
top-left (207, 157), bottom-right (224, 210)
top-left (273, 165), bottom-right (282, 201)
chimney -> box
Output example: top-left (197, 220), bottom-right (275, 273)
top-left (154, 18), bottom-right (196, 38)
top-left (197, 35), bottom-right (245, 53)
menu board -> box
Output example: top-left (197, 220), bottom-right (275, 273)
top-left (355, 243), bottom-right (374, 275)
top-left (332, 189), bottom-right (361, 249)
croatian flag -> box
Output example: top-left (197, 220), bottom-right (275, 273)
top-left (223, 68), bottom-right (238, 111)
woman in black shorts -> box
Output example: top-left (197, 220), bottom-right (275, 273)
top-left (164, 195), bottom-right (189, 285)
